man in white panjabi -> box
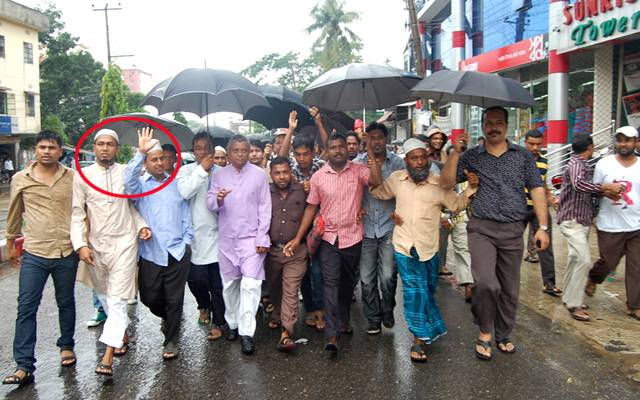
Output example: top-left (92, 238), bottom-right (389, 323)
top-left (71, 128), bottom-right (152, 377)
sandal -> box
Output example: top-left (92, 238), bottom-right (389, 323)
top-left (475, 339), bottom-right (492, 361)
top-left (198, 309), bottom-right (211, 326)
top-left (162, 343), bottom-right (178, 360)
top-left (60, 350), bottom-right (77, 367)
top-left (207, 327), bottom-right (224, 341)
top-left (543, 285), bottom-right (563, 297)
top-left (303, 315), bottom-right (317, 327)
top-left (410, 344), bottom-right (427, 363)
top-left (95, 363), bottom-right (113, 377)
top-left (114, 342), bottom-right (129, 357)
top-left (496, 338), bottom-right (517, 354)
top-left (277, 336), bottom-right (297, 352)
top-left (315, 317), bottom-right (326, 332)
top-left (627, 308), bottom-right (640, 321)
top-left (2, 370), bottom-right (34, 385)
top-left (268, 320), bottom-right (281, 330)
top-left (568, 308), bottom-right (591, 322)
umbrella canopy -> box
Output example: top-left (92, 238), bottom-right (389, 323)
top-left (243, 85), bottom-right (313, 130)
top-left (411, 70), bottom-right (536, 109)
top-left (99, 113), bottom-right (194, 151)
top-left (140, 68), bottom-right (270, 117)
top-left (303, 63), bottom-right (421, 111)
top-left (140, 77), bottom-right (171, 110)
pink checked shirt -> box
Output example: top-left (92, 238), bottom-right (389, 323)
top-left (307, 161), bottom-right (370, 249)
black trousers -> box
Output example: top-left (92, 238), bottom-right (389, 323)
top-left (319, 240), bottom-right (362, 339)
top-left (187, 262), bottom-right (226, 327)
top-left (524, 209), bottom-right (556, 287)
top-left (139, 250), bottom-right (191, 346)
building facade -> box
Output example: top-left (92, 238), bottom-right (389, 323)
top-left (0, 0), bottom-right (48, 169)
top-left (122, 65), bottom-right (153, 94)
top-left (404, 0), bottom-right (640, 148)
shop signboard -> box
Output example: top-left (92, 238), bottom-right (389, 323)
top-left (0, 115), bottom-right (11, 135)
top-left (460, 34), bottom-right (548, 73)
top-left (622, 92), bottom-right (640, 126)
top-left (550, 0), bottom-right (640, 54)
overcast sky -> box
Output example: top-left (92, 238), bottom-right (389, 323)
top-left (25, 0), bottom-right (410, 85)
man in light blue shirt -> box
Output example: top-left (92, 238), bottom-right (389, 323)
top-left (124, 128), bottom-right (193, 361)
top-left (355, 122), bottom-right (404, 335)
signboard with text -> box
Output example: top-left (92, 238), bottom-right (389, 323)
top-left (460, 34), bottom-right (548, 73)
top-left (550, 0), bottom-right (640, 54)
top-left (0, 115), bottom-right (12, 135)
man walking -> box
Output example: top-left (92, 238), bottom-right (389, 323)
top-left (586, 126), bottom-right (640, 321)
top-left (522, 130), bottom-right (562, 296)
top-left (370, 138), bottom-right (478, 362)
top-left (71, 129), bottom-right (150, 376)
top-left (176, 132), bottom-right (226, 340)
top-left (125, 128), bottom-right (193, 360)
top-left (354, 122), bottom-right (404, 334)
top-left (556, 134), bottom-right (622, 322)
top-left (207, 134), bottom-right (271, 355)
top-left (3, 131), bottom-right (76, 386)
top-left (440, 106), bottom-right (549, 360)
top-left (284, 132), bottom-right (372, 353)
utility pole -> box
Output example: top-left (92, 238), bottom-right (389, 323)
top-left (92, 3), bottom-right (122, 65)
top-left (405, 0), bottom-right (424, 77)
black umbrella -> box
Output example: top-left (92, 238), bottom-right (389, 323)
top-left (243, 85), bottom-right (313, 130)
top-left (140, 77), bottom-right (171, 110)
top-left (140, 68), bottom-right (270, 118)
top-left (303, 63), bottom-right (421, 116)
top-left (99, 113), bottom-right (194, 150)
top-left (410, 70), bottom-right (536, 109)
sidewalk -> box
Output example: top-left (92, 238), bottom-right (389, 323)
top-left (0, 185), bottom-right (9, 261)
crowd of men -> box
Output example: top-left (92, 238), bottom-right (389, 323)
top-left (3, 105), bottom-right (639, 385)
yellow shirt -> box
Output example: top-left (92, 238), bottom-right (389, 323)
top-left (6, 162), bottom-right (74, 258)
top-left (370, 170), bottom-right (475, 261)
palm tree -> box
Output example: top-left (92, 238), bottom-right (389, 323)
top-left (306, 0), bottom-right (363, 72)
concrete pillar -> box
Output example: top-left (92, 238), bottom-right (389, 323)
top-left (451, 0), bottom-right (466, 142)
top-left (593, 45), bottom-right (613, 133)
top-left (547, 0), bottom-right (569, 153)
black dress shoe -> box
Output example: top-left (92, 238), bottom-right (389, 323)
top-left (225, 328), bottom-right (239, 341)
top-left (240, 336), bottom-right (255, 355)
top-left (382, 317), bottom-right (395, 329)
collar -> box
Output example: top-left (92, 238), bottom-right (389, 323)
top-left (25, 162), bottom-right (69, 182)
top-left (143, 171), bottom-right (170, 182)
top-left (476, 140), bottom-right (519, 154)
top-left (270, 181), bottom-right (303, 194)
top-left (324, 160), bottom-right (354, 174)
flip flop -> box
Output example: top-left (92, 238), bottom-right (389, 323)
top-left (475, 339), bottom-right (492, 361)
top-left (207, 327), bottom-right (224, 341)
top-left (568, 308), bottom-right (591, 321)
top-left (277, 336), bottom-right (297, 352)
top-left (410, 344), bottom-right (427, 363)
top-left (496, 338), bottom-right (517, 354)
top-left (114, 343), bottom-right (128, 357)
top-left (95, 363), bottom-right (113, 377)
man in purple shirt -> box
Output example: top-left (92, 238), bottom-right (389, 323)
top-left (207, 135), bottom-right (271, 355)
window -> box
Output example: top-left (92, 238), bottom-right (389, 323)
top-left (25, 93), bottom-right (35, 117)
top-left (0, 92), bottom-right (7, 115)
top-left (0, 36), bottom-right (5, 58)
top-left (23, 42), bottom-right (33, 64)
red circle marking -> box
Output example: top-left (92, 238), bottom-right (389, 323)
top-left (74, 116), bottom-right (183, 199)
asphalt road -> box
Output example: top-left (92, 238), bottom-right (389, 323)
top-left (0, 267), bottom-right (637, 400)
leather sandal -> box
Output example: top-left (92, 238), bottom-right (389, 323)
top-left (475, 339), bottom-right (492, 361)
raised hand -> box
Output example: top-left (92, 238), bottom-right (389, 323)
top-left (289, 111), bottom-right (298, 131)
top-left (137, 126), bottom-right (159, 154)
top-left (454, 132), bottom-right (469, 153)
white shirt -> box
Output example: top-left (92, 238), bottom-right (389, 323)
top-left (4, 159), bottom-right (14, 171)
top-left (176, 162), bottom-right (220, 264)
top-left (593, 154), bottom-right (640, 232)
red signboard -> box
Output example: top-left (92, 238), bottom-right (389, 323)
top-left (459, 34), bottom-right (548, 73)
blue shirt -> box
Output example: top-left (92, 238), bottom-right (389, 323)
top-left (355, 151), bottom-right (405, 238)
top-left (125, 152), bottom-right (194, 267)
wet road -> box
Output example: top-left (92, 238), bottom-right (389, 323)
top-left (0, 267), bottom-right (638, 400)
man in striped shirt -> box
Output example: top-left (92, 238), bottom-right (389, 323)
top-left (556, 135), bottom-right (623, 321)
top-left (284, 132), bottom-right (372, 353)
top-left (523, 130), bottom-right (561, 296)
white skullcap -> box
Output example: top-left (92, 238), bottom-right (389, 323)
top-left (403, 138), bottom-right (427, 155)
top-left (214, 146), bottom-right (226, 154)
top-left (94, 128), bottom-right (119, 143)
top-left (615, 126), bottom-right (638, 138)
top-left (147, 142), bottom-right (163, 154)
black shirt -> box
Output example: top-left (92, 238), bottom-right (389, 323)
top-left (456, 142), bottom-right (543, 223)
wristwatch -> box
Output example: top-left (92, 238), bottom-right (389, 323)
top-left (539, 225), bottom-right (549, 232)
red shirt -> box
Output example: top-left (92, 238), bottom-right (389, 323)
top-left (307, 161), bottom-right (370, 249)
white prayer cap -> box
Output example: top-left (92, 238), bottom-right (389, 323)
top-left (214, 146), bottom-right (226, 154)
top-left (615, 126), bottom-right (638, 138)
top-left (147, 142), bottom-right (163, 154)
top-left (94, 128), bottom-right (119, 144)
top-left (403, 138), bottom-right (427, 155)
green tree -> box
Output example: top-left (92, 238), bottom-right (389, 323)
top-left (116, 143), bottom-right (134, 164)
top-left (240, 52), bottom-right (320, 93)
top-left (100, 64), bottom-right (128, 119)
top-left (173, 112), bottom-right (188, 125)
top-left (126, 90), bottom-right (146, 113)
top-left (306, 0), bottom-right (363, 71)
top-left (37, 4), bottom-right (105, 147)
top-left (41, 114), bottom-right (69, 144)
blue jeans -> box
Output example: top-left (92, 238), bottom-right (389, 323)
top-left (13, 252), bottom-right (77, 373)
top-left (359, 232), bottom-right (397, 324)
top-left (92, 289), bottom-right (104, 313)
top-left (301, 253), bottom-right (324, 312)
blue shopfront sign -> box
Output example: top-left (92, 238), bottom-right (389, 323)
top-left (0, 115), bottom-right (12, 134)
